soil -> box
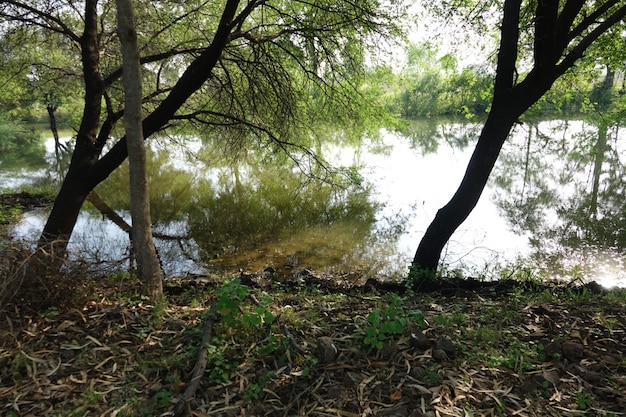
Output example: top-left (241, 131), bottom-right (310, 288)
top-left (1, 272), bottom-right (625, 417)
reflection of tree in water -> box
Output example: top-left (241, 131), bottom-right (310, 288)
top-left (396, 118), bottom-right (480, 155)
top-left (93, 143), bottom-right (400, 278)
top-left (0, 120), bottom-right (47, 169)
top-left (494, 118), bottom-right (626, 280)
top-left (186, 161), bottom-right (382, 274)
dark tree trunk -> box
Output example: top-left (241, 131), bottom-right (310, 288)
top-left (411, 0), bottom-right (626, 279)
top-left (409, 0), bottom-right (626, 278)
top-left (412, 108), bottom-right (521, 271)
top-left (412, 0), bottom-right (524, 273)
top-left (39, 0), bottom-right (104, 261)
top-left (37, 0), bottom-right (241, 260)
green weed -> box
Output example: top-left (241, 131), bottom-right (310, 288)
top-left (573, 388), bottom-right (593, 410)
top-left (363, 293), bottom-right (425, 350)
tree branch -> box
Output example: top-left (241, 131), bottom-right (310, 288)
top-left (534, 0), bottom-right (559, 67)
top-left (567, 0), bottom-right (620, 42)
top-left (0, 0), bottom-right (81, 42)
top-left (558, 3), bottom-right (626, 74)
top-left (172, 303), bottom-right (217, 417)
top-left (493, 0), bottom-right (522, 94)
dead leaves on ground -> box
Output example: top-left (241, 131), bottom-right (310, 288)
top-left (1, 281), bottom-right (625, 416)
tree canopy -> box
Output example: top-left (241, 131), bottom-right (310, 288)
top-left (0, 0), bottom-right (406, 263)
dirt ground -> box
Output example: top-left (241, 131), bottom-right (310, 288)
top-left (1, 273), bottom-right (625, 417)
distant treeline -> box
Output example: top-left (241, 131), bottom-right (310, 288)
top-left (365, 43), bottom-right (622, 120)
top-left (370, 65), bottom-right (602, 120)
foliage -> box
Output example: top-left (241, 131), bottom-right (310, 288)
top-left (0, 205), bottom-right (21, 224)
top-left (214, 278), bottom-right (275, 329)
top-left (406, 263), bottom-right (437, 287)
top-left (378, 43), bottom-right (494, 119)
top-left (573, 388), bottom-right (593, 410)
top-left (208, 278), bottom-right (279, 385)
top-left (0, 119), bottom-right (46, 169)
top-left (363, 293), bottom-right (425, 350)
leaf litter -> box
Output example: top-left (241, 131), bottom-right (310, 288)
top-left (1, 273), bottom-right (625, 417)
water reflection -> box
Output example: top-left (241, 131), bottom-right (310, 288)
top-left (19, 138), bottom-right (407, 279)
top-left (5, 120), bottom-right (626, 286)
top-left (494, 120), bottom-right (626, 287)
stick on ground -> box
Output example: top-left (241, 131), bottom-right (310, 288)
top-left (172, 302), bottom-right (217, 417)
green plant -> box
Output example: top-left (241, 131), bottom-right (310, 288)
top-left (573, 388), bottom-right (593, 410)
top-left (215, 278), bottom-right (249, 326)
top-left (256, 333), bottom-right (284, 356)
top-left (108, 269), bottom-right (131, 283)
top-left (154, 389), bottom-right (173, 408)
top-left (206, 341), bottom-right (238, 383)
top-left (412, 365), bottom-right (441, 386)
top-left (363, 294), bottom-right (425, 350)
top-left (42, 306), bottom-right (60, 318)
top-left (243, 382), bottom-right (264, 402)
top-left (500, 347), bottom-right (533, 373)
top-left (215, 279), bottom-right (275, 329)
top-left (433, 311), bottom-right (469, 328)
top-left (539, 379), bottom-right (552, 398)
top-left (407, 263), bottom-right (436, 287)
top-left (151, 298), bottom-right (169, 327)
top-left (0, 205), bottom-right (21, 224)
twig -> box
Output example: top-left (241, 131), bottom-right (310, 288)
top-left (172, 302), bottom-right (217, 417)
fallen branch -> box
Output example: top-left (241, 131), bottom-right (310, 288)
top-left (172, 302), bottom-right (218, 417)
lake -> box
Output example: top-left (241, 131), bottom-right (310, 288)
top-left (3, 119), bottom-right (625, 287)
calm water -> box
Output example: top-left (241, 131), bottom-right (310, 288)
top-left (4, 119), bottom-right (626, 287)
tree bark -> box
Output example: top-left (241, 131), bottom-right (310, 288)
top-left (38, 0), bottom-right (105, 264)
top-left (37, 0), bottom-right (241, 260)
top-left (116, 0), bottom-right (163, 301)
top-left (412, 108), bottom-right (521, 271)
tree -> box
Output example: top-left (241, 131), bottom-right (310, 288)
top-left (412, 0), bottom-right (626, 278)
top-left (116, 0), bottom-right (163, 301)
top-left (493, 62), bottom-right (626, 279)
top-left (0, 1), bottom-right (404, 267)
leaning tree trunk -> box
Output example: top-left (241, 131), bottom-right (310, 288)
top-left (412, 108), bottom-right (520, 272)
top-left (411, 0), bottom-right (525, 274)
top-left (38, 0), bottom-right (105, 265)
top-left (409, 0), bottom-right (603, 277)
top-left (410, 0), bottom-right (626, 279)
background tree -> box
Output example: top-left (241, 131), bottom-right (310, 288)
top-left (412, 0), bottom-right (626, 278)
top-left (116, 0), bottom-right (163, 301)
top-left (0, 1), bottom-right (405, 266)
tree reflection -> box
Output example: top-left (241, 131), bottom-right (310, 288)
top-left (92, 139), bottom-right (395, 278)
top-left (187, 161), bottom-right (381, 275)
top-left (0, 120), bottom-right (47, 170)
top-left (396, 117), bottom-right (479, 155)
top-left (494, 115), bottom-right (626, 281)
